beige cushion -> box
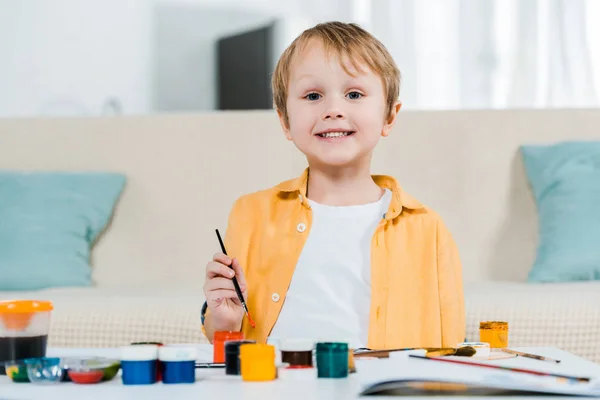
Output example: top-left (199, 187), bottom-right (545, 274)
top-left (2, 110), bottom-right (600, 286)
top-left (0, 286), bottom-right (208, 347)
top-left (465, 281), bottom-right (600, 363)
top-left (2, 281), bottom-right (599, 363)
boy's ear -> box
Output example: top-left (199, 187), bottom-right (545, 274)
top-left (382, 101), bottom-right (402, 137)
top-left (277, 108), bottom-right (293, 140)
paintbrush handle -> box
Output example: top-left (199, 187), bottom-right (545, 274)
top-left (215, 229), bottom-right (248, 311)
top-left (501, 348), bottom-right (561, 363)
top-left (409, 355), bottom-right (589, 382)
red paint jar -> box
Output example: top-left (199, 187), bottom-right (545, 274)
top-left (213, 331), bottom-right (244, 363)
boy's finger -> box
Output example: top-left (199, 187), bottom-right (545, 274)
top-left (230, 258), bottom-right (247, 286)
top-left (212, 252), bottom-right (232, 266)
top-left (206, 262), bottom-right (235, 279)
top-left (204, 277), bottom-right (235, 292)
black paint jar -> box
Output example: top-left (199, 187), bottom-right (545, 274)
top-left (225, 340), bottom-right (256, 375)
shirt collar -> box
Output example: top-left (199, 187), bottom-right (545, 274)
top-left (275, 168), bottom-right (423, 219)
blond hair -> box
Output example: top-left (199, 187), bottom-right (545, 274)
top-left (272, 21), bottom-right (401, 126)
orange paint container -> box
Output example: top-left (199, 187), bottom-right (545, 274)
top-left (239, 344), bottom-right (276, 382)
top-left (0, 300), bottom-right (53, 374)
top-left (213, 331), bottom-right (244, 363)
top-left (479, 321), bottom-right (509, 348)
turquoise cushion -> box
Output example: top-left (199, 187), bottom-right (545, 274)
top-left (0, 171), bottom-right (126, 290)
top-left (522, 141), bottom-right (600, 283)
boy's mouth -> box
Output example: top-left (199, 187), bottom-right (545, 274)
top-left (315, 131), bottom-right (355, 138)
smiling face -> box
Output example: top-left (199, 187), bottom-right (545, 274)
top-left (278, 39), bottom-right (401, 169)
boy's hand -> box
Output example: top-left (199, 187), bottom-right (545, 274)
top-left (203, 253), bottom-right (247, 332)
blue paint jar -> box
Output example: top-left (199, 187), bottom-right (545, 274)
top-left (120, 345), bottom-right (158, 385)
top-left (158, 345), bottom-right (197, 384)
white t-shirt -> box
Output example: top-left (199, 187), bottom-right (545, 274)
top-left (269, 189), bottom-right (392, 349)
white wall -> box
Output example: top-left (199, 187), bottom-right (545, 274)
top-left (0, 0), bottom-right (153, 117)
top-left (0, 0), bottom-right (314, 117)
top-left (153, 3), bottom-right (276, 112)
top-left (0, 0), bottom-right (361, 117)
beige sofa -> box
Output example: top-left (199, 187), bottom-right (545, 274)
top-left (1, 109), bottom-right (599, 362)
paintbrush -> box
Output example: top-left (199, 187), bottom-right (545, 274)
top-left (215, 229), bottom-right (256, 328)
top-left (354, 346), bottom-right (477, 359)
top-left (409, 355), bottom-right (591, 382)
top-left (501, 348), bottom-right (561, 363)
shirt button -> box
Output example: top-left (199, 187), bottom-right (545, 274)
top-left (271, 292), bottom-right (280, 302)
top-left (296, 223), bottom-right (306, 233)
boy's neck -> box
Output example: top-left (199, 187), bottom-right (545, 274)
top-left (306, 164), bottom-right (384, 206)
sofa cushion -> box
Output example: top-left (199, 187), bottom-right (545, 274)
top-left (0, 285), bottom-right (209, 347)
top-left (0, 171), bottom-right (126, 290)
top-left (465, 281), bottom-right (600, 363)
top-left (2, 282), bottom-right (599, 364)
top-left (521, 141), bottom-right (600, 283)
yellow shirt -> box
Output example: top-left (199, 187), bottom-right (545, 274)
top-left (208, 168), bottom-right (465, 349)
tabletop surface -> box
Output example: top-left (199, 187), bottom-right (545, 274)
top-left (1, 346), bottom-right (599, 400)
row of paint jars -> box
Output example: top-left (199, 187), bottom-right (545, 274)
top-left (215, 332), bottom-right (352, 381)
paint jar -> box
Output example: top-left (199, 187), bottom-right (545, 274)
top-left (158, 345), bottom-right (197, 384)
top-left (348, 349), bottom-right (356, 373)
top-left (131, 342), bottom-right (163, 381)
top-left (24, 357), bottom-right (64, 384)
top-left (0, 300), bottom-right (53, 375)
top-left (280, 339), bottom-right (314, 367)
top-left (62, 357), bottom-right (121, 382)
top-left (479, 321), bottom-right (509, 348)
top-left (213, 331), bottom-right (244, 363)
top-left (120, 344), bottom-right (158, 385)
top-left (4, 360), bottom-right (29, 382)
top-left (316, 342), bottom-right (348, 378)
top-left (225, 340), bottom-right (255, 376)
top-left (239, 343), bottom-right (276, 382)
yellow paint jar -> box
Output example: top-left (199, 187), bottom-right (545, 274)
top-left (479, 321), bottom-right (509, 348)
top-left (239, 344), bottom-right (276, 382)
top-left (348, 349), bottom-right (356, 373)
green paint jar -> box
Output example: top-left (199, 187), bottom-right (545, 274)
top-left (316, 342), bottom-right (348, 378)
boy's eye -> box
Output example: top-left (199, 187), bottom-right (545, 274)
top-left (347, 91), bottom-right (363, 100)
top-left (305, 93), bottom-right (321, 101)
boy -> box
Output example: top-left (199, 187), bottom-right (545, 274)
top-left (201, 21), bottom-right (465, 349)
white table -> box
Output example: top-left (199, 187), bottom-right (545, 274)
top-left (1, 346), bottom-right (599, 399)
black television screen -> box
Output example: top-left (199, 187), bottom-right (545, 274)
top-left (217, 23), bottom-right (275, 110)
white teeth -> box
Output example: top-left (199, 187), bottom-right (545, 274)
top-left (320, 131), bottom-right (351, 138)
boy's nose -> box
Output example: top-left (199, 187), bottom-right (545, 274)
top-left (322, 108), bottom-right (346, 120)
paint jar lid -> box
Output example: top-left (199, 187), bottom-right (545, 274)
top-left (158, 345), bottom-right (198, 362)
top-left (225, 340), bottom-right (256, 355)
top-left (0, 300), bottom-right (53, 313)
top-left (479, 321), bottom-right (508, 331)
top-left (277, 365), bottom-right (317, 381)
top-left (120, 344), bottom-right (158, 361)
top-left (280, 339), bottom-right (314, 352)
top-left (316, 342), bottom-right (348, 353)
top-left (239, 344), bottom-right (275, 359)
top-left (214, 331), bottom-right (244, 341)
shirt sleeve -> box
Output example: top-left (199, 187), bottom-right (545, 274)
top-left (436, 218), bottom-right (467, 346)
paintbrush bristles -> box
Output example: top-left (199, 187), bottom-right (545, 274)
top-left (426, 346), bottom-right (476, 358)
top-left (455, 346), bottom-right (477, 357)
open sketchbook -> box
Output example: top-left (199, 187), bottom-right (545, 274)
top-left (357, 354), bottom-right (600, 397)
